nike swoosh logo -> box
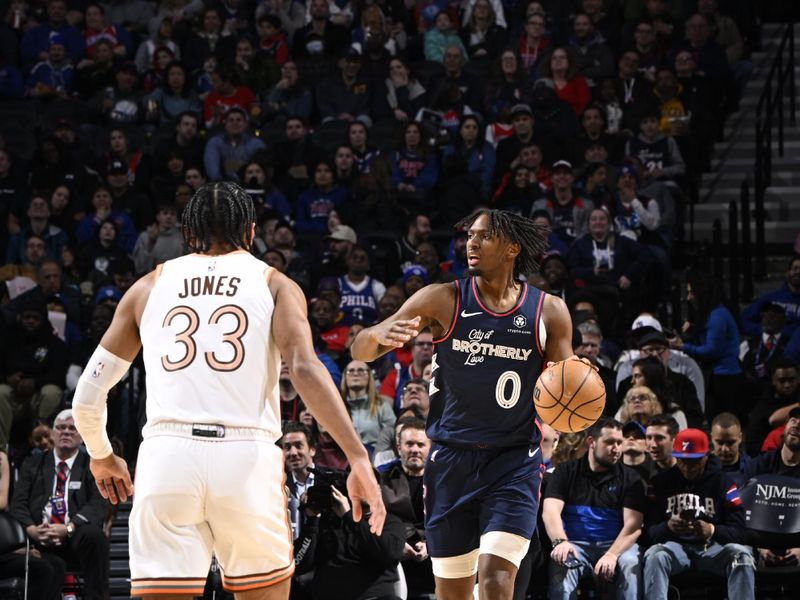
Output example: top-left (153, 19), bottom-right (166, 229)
top-left (529, 448), bottom-right (540, 458)
top-left (460, 310), bottom-right (483, 318)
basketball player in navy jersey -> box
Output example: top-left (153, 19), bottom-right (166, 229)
top-left (353, 209), bottom-right (575, 600)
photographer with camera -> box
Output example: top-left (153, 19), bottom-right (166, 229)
top-left (643, 428), bottom-right (755, 600)
top-left (294, 464), bottom-right (405, 600)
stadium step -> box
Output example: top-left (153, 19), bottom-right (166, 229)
top-left (108, 499), bottom-right (132, 596)
top-left (695, 20), bottom-right (800, 260)
top-left (110, 526), bottom-right (129, 543)
top-left (110, 542), bottom-right (130, 559)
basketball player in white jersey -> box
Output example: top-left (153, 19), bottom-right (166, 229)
top-left (71, 182), bottom-right (385, 600)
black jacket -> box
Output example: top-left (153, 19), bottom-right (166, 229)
top-left (643, 456), bottom-right (747, 547)
top-left (0, 320), bottom-right (68, 390)
top-left (10, 450), bottom-right (108, 530)
top-left (380, 463), bottom-right (424, 542)
top-left (295, 509), bottom-right (405, 600)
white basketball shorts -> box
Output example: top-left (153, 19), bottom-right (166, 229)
top-left (129, 424), bottom-right (293, 596)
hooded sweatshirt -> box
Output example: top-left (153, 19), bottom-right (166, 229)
top-left (643, 456), bottom-right (747, 547)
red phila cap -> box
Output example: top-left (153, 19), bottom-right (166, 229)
top-left (672, 428), bottom-right (709, 459)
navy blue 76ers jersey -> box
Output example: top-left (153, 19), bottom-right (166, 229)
top-left (427, 277), bottom-right (545, 448)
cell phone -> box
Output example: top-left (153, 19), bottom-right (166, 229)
top-left (679, 508), bottom-right (704, 521)
top-left (564, 554), bottom-right (581, 569)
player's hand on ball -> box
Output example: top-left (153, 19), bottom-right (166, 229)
top-left (371, 316), bottom-right (421, 348)
top-left (347, 456), bottom-right (386, 536)
top-left (90, 454), bottom-right (134, 504)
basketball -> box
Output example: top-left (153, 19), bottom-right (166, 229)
top-left (534, 360), bottom-right (606, 433)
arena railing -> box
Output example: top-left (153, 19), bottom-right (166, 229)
top-left (753, 22), bottom-right (796, 280)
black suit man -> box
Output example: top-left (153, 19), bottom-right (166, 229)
top-left (10, 409), bottom-right (109, 600)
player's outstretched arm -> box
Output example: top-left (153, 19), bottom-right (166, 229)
top-left (269, 270), bottom-right (386, 535)
top-left (73, 272), bottom-right (153, 504)
top-left (351, 283), bottom-right (455, 362)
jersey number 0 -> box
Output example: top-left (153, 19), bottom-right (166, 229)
top-left (161, 305), bottom-right (248, 372)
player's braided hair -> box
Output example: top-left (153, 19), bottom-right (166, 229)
top-left (182, 182), bottom-right (255, 253)
top-left (454, 209), bottom-right (548, 277)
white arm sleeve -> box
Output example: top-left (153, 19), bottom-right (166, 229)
top-left (72, 345), bottom-right (132, 459)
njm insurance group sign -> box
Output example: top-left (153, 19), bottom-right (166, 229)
top-left (740, 474), bottom-right (800, 533)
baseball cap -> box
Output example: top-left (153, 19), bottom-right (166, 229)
top-left (788, 406), bottom-right (800, 420)
top-left (637, 327), bottom-right (669, 348)
top-left (623, 421), bottom-right (646, 438)
top-left (343, 44), bottom-right (362, 60)
top-left (45, 294), bottom-right (66, 308)
top-left (402, 264), bottom-right (429, 285)
top-left (95, 285), bottom-right (122, 305)
top-left (617, 164), bottom-right (640, 183)
top-left (631, 314), bottom-right (662, 332)
top-left (107, 159), bottom-right (127, 175)
top-left (510, 103), bottom-right (533, 118)
top-left (326, 225), bottom-right (357, 244)
top-left (48, 32), bottom-right (66, 48)
top-left (552, 159), bottom-right (573, 172)
top-left (533, 78), bottom-right (555, 91)
top-left (672, 428), bottom-right (709, 459)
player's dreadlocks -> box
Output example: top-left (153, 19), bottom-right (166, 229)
top-left (454, 209), bottom-right (548, 277)
top-left (182, 182), bottom-right (255, 253)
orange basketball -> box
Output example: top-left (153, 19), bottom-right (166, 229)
top-left (534, 360), bottom-right (606, 433)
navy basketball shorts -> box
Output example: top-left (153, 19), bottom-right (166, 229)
top-left (423, 442), bottom-right (544, 558)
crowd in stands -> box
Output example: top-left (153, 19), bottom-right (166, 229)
top-left (2, 0), bottom-right (798, 599)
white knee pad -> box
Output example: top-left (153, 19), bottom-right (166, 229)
top-left (431, 548), bottom-right (480, 579)
top-left (479, 531), bottom-right (530, 569)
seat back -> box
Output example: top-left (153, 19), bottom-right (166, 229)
top-left (740, 474), bottom-right (800, 549)
top-left (0, 513), bottom-right (26, 556)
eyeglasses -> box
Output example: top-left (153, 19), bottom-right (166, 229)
top-left (54, 424), bottom-right (77, 432)
top-left (346, 368), bottom-right (369, 375)
top-left (629, 395), bottom-right (652, 402)
top-left (404, 386), bottom-right (426, 394)
top-left (640, 346), bottom-right (666, 356)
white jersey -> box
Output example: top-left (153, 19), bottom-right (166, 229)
top-left (139, 251), bottom-right (281, 440)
